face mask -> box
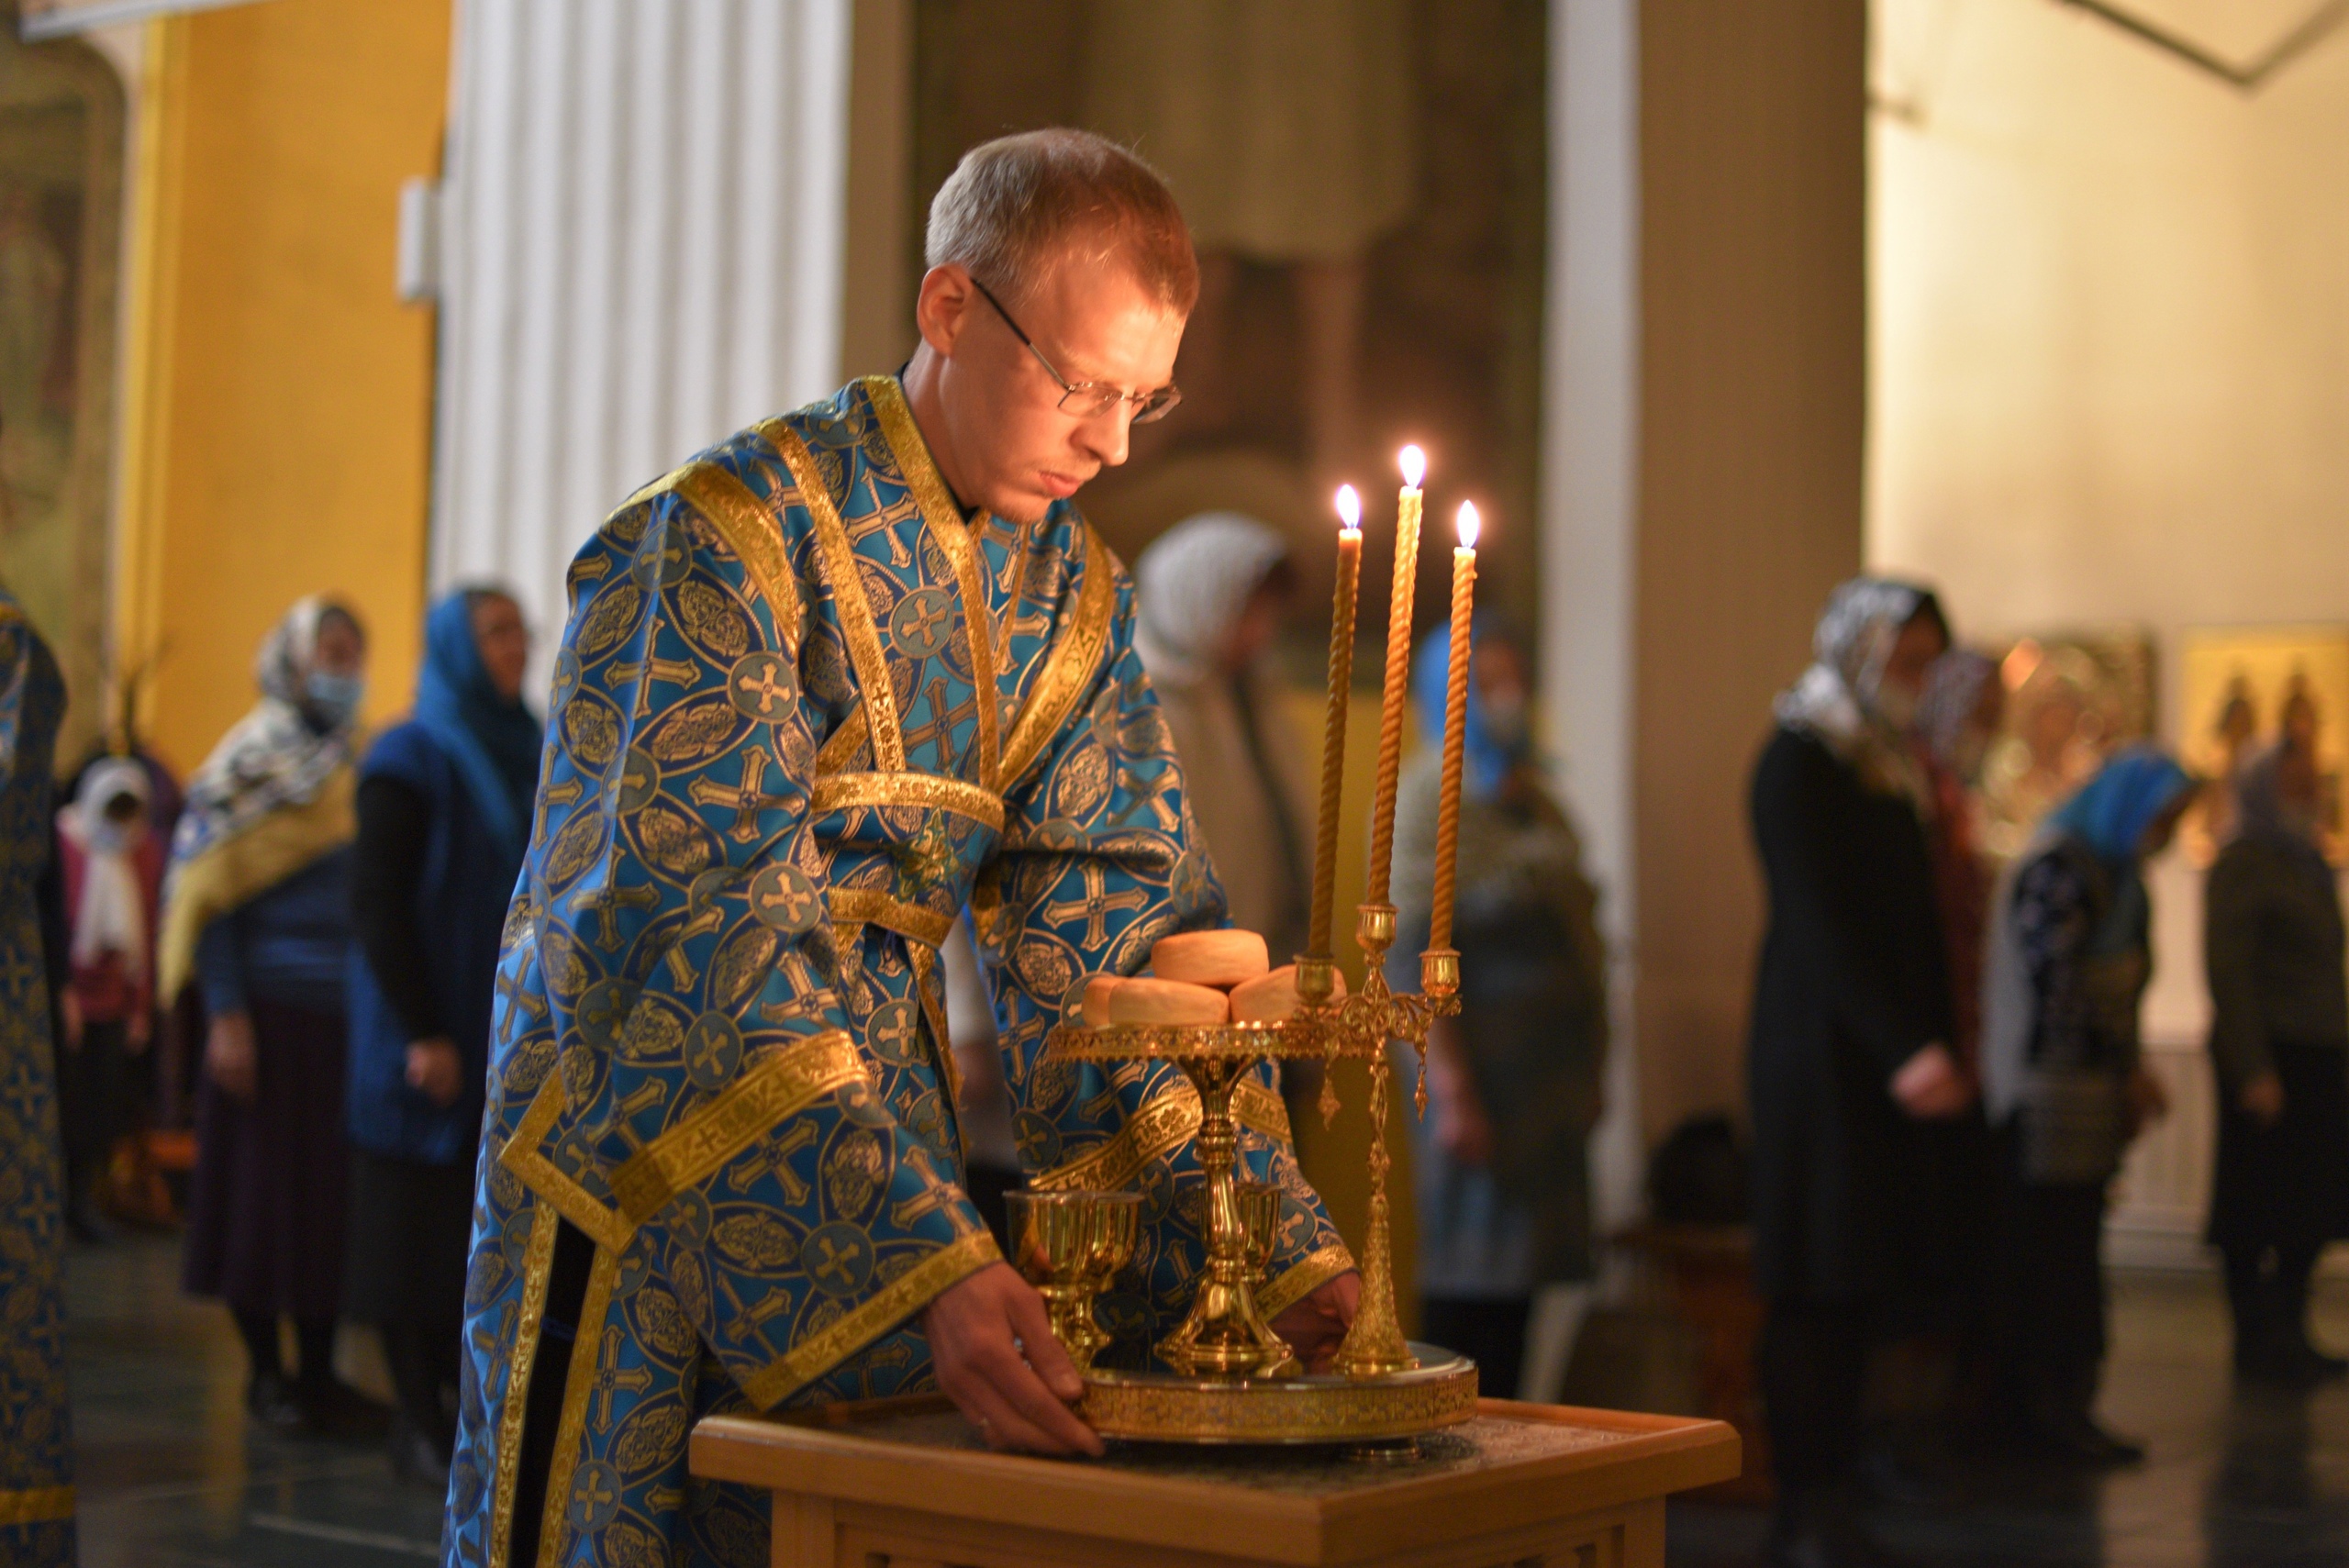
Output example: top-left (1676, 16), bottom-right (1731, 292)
top-left (306, 671), bottom-right (365, 724)
top-left (1481, 690), bottom-right (1530, 751)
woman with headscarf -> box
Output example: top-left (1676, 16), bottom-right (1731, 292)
top-left (345, 586), bottom-right (539, 1482)
top-left (2202, 737), bottom-right (2349, 1386)
top-left (162, 595), bottom-right (380, 1438)
top-left (1915, 650), bottom-right (2003, 1077)
top-left (1748, 578), bottom-right (1965, 1566)
top-left (1133, 513), bottom-right (1312, 962)
top-left (1388, 617), bottom-right (1606, 1402)
top-left (1982, 746), bottom-right (2196, 1464)
top-left (53, 757), bottom-right (166, 1240)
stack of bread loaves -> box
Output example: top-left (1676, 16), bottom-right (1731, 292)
top-left (1078, 931), bottom-right (1348, 1029)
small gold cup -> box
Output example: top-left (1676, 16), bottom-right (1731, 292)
top-left (1005, 1190), bottom-right (1142, 1371)
top-left (1236, 1181), bottom-right (1281, 1288)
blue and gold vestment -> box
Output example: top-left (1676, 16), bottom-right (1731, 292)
top-left (0, 588), bottom-right (73, 1565)
top-left (445, 377), bottom-right (1353, 1568)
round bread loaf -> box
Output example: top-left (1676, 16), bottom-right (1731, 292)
top-left (1228, 964), bottom-right (1349, 1025)
top-left (1106, 976), bottom-right (1230, 1027)
top-left (1148, 929), bottom-right (1271, 989)
top-left (1079, 975), bottom-right (1122, 1028)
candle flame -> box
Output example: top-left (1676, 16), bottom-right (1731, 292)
top-left (1456, 501), bottom-right (1480, 550)
top-left (1397, 445), bottom-right (1426, 490)
top-left (1334, 484), bottom-right (1362, 529)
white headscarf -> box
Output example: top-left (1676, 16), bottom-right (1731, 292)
top-left (1132, 513), bottom-right (1291, 687)
top-left (1774, 576), bottom-right (1942, 804)
top-left (63, 757), bottom-right (150, 968)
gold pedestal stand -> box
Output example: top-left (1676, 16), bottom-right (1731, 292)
top-left (1036, 903), bottom-right (1475, 1444)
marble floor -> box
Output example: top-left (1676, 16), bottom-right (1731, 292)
top-left (1669, 1269), bottom-right (2349, 1567)
top-left (62, 1237), bottom-right (2349, 1566)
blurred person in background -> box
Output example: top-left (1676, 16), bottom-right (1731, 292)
top-left (1915, 650), bottom-right (2004, 1082)
top-left (54, 758), bottom-right (166, 1240)
top-left (1134, 512), bottom-right (1318, 1118)
top-left (161, 596), bottom-right (383, 1439)
top-left (0, 582), bottom-right (76, 1565)
top-left (346, 587), bottom-right (539, 1483)
top-left (1748, 578), bottom-right (1967, 1568)
top-left (1983, 746), bottom-right (2196, 1466)
top-left (1390, 617), bottom-right (1607, 1404)
top-left (2203, 736), bottom-right (2349, 1386)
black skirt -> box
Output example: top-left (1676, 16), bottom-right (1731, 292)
top-left (182, 999), bottom-right (351, 1318)
top-left (2207, 1037), bottom-right (2349, 1253)
top-left (342, 1146), bottom-right (475, 1328)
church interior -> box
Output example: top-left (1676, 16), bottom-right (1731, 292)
top-left (2, 2), bottom-right (2347, 1566)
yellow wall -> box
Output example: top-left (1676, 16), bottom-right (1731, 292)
top-left (117, 0), bottom-right (451, 774)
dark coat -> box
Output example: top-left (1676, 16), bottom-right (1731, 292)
top-left (1747, 727), bottom-right (1954, 1300)
top-left (345, 721), bottom-right (524, 1165)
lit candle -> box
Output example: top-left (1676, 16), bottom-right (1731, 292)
top-left (1364, 446), bottom-right (1425, 911)
top-left (1308, 485), bottom-right (1364, 959)
top-left (1428, 502), bottom-right (1479, 954)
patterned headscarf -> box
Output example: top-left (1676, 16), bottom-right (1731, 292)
top-left (1774, 576), bottom-right (1944, 799)
top-left (1132, 512), bottom-right (1290, 684)
top-left (170, 595), bottom-right (364, 869)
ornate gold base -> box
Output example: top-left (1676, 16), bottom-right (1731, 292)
top-left (1079, 1348), bottom-right (1478, 1444)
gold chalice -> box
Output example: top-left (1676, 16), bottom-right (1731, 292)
top-left (1005, 1190), bottom-right (1141, 1371)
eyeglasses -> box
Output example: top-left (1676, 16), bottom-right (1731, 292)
top-left (971, 278), bottom-right (1183, 425)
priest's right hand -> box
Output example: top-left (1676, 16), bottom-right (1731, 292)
top-left (923, 1262), bottom-right (1105, 1457)
top-left (205, 1011), bottom-right (258, 1102)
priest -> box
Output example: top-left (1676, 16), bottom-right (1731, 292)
top-left (445, 128), bottom-right (1361, 1568)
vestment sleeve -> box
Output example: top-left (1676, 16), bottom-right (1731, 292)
top-left (490, 471), bottom-right (992, 1410)
top-left (976, 530), bottom-right (1353, 1337)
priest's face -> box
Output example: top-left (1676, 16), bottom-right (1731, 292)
top-left (911, 254), bottom-right (1185, 524)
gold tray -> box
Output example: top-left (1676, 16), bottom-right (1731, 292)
top-left (1045, 1019), bottom-right (1330, 1062)
top-left (1081, 1348), bottom-right (1478, 1444)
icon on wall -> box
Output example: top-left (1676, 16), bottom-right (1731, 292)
top-left (1976, 629), bottom-right (2157, 862)
top-left (2179, 627), bottom-right (2349, 867)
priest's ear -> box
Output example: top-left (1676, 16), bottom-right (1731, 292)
top-left (915, 264), bottom-right (982, 357)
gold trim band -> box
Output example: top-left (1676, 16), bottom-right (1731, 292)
top-left (533, 1240), bottom-right (621, 1566)
top-left (865, 375), bottom-right (1002, 791)
top-left (489, 1200), bottom-right (561, 1568)
top-left (1031, 1074), bottom-right (1292, 1195)
top-left (667, 460), bottom-right (805, 653)
top-left (607, 1030), bottom-right (867, 1224)
top-left (1255, 1241), bottom-right (1358, 1322)
top-left (739, 1230), bottom-right (1001, 1409)
top-left (768, 423), bottom-right (905, 772)
top-left (1000, 524), bottom-right (1117, 791)
top-left (808, 770), bottom-right (1006, 833)
top-left (814, 706), bottom-right (870, 775)
top-left (498, 1075), bottom-right (630, 1253)
top-left (0, 1485), bottom-right (74, 1527)
top-left (829, 887), bottom-right (956, 951)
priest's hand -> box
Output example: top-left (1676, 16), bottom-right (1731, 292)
top-left (1271, 1270), bottom-right (1361, 1372)
top-left (1889, 1043), bottom-right (1970, 1119)
top-left (206, 1011), bottom-right (258, 1102)
top-left (924, 1262), bottom-right (1104, 1457)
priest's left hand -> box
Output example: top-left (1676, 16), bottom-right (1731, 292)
top-left (1271, 1270), bottom-right (1362, 1372)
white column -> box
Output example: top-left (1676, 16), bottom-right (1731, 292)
top-left (429, 0), bottom-right (852, 688)
top-left (1543, 0), bottom-right (1643, 1234)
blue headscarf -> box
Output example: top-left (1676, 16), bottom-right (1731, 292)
top-left (413, 587), bottom-right (541, 858)
top-left (2044, 745), bottom-right (2195, 869)
top-left (1414, 616), bottom-right (1528, 803)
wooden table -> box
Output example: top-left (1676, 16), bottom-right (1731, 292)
top-left (691, 1396), bottom-right (1740, 1568)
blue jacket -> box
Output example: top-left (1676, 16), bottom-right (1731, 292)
top-left (345, 721), bottom-right (526, 1164)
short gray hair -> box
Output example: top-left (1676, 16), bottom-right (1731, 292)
top-left (925, 128), bottom-right (1198, 313)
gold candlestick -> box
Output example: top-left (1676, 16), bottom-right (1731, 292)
top-left (1428, 503), bottom-right (1479, 956)
top-left (1364, 446), bottom-right (1425, 909)
top-left (1308, 487), bottom-right (1364, 964)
